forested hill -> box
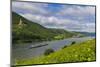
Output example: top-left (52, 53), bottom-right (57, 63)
top-left (12, 12), bottom-right (79, 44)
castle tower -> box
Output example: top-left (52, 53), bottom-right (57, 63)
top-left (18, 18), bottom-right (23, 26)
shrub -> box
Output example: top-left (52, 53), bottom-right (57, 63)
top-left (44, 48), bottom-right (54, 56)
top-left (71, 41), bottom-right (76, 45)
top-left (62, 45), bottom-right (68, 49)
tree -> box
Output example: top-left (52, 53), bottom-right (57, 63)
top-left (62, 45), bottom-right (68, 49)
top-left (44, 48), bottom-right (54, 55)
top-left (71, 41), bottom-right (76, 45)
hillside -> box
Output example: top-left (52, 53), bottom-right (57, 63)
top-left (78, 32), bottom-right (96, 37)
top-left (12, 12), bottom-right (78, 44)
top-left (15, 39), bottom-right (96, 65)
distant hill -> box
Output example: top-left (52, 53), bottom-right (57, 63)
top-left (76, 32), bottom-right (96, 37)
top-left (12, 12), bottom-right (79, 44)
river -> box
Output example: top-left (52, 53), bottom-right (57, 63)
top-left (12, 37), bottom-right (94, 64)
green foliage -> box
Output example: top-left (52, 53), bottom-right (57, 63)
top-left (62, 45), bottom-right (68, 49)
top-left (15, 39), bottom-right (96, 65)
top-left (71, 41), bottom-right (76, 45)
top-left (44, 48), bottom-right (55, 56)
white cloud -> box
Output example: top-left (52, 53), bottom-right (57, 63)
top-left (65, 22), bottom-right (95, 32)
top-left (20, 12), bottom-right (95, 32)
top-left (12, 1), bottom-right (95, 32)
top-left (12, 1), bottom-right (48, 14)
top-left (57, 5), bottom-right (95, 16)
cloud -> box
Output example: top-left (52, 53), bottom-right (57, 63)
top-left (12, 1), bottom-right (49, 15)
top-left (57, 5), bottom-right (95, 16)
top-left (12, 1), bottom-right (95, 32)
top-left (21, 13), bottom-right (95, 32)
top-left (56, 5), bottom-right (95, 23)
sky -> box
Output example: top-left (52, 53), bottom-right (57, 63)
top-left (12, 1), bottom-right (96, 33)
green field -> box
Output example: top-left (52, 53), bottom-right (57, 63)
top-left (15, 39), bottom-right (96, 65)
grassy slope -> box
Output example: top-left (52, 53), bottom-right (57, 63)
top-left (12, 12), bottom-right (76, 44)
top-left (15, 39), bottom-right (96, 65)
top-left (12, 12), bottom-right (56, 43)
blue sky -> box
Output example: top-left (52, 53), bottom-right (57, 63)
top-left (12, 1), bottom-right (96, 32)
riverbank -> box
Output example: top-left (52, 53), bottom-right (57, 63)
top-left (13, 36), bottom-right (93, 46)
top-left (14, 39), bottom-right (96, 66)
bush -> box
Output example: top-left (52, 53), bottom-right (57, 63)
top-left (62, 45), bottom-right (68, 49)
top-left (71, 41), bottom-right (76, 45)
top-left (44, 48), bottom-right (54, 55)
